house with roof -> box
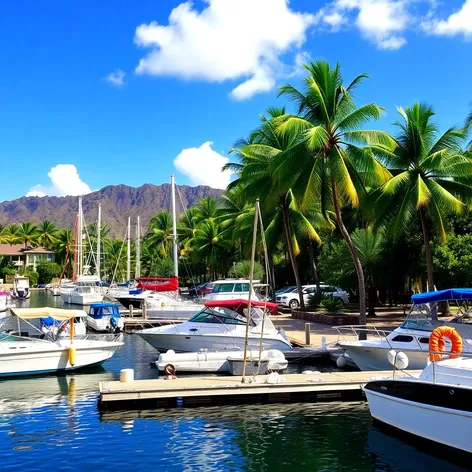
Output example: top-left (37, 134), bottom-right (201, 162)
top-left (0, 244), bottom-right (56, 271)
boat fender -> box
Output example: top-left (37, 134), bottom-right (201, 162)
top-left (387, 350), bottom-right (409, 370)
top-left (164, 363), bottom-right (177, 380)
top-left (69, 345), bottom-right (76, 366)
top-left (336, 355), bottom-right (347, 369)
top-left (429, 326), bottom-right (462, 362)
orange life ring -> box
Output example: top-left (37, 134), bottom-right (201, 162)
top-left (429, 326), bottom-right (462, 362)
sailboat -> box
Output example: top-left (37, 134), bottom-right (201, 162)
top-left (114, 175), bottom-right (203, 319)
top-left (60, 199), bottom-right (104, 305)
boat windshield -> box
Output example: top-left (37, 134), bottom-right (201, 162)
top-left (401, 305), bottom-right (435, 331)
top-left (189, 307), bottom-right (252, 326)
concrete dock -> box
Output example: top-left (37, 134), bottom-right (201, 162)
top-left (99, 370), bottom-right (418, 410)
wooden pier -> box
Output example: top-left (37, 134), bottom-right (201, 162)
top-left (99, 370), bottom-right (418, 410)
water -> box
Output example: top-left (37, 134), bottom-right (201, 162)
top-left (0, 292), bottom-right (467, 471)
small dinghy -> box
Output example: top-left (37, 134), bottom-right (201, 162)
top-left (156, 349), bottom-right (288, 374)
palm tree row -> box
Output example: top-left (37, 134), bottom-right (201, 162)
top-left (223, 60), bottom-right (472, 324)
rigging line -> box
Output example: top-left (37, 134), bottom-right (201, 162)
top-left (110, 229), bottom-right (128, 286)
top-left (82, 219), bottom-right (97, 269)
top-left (257, 206), bottom-right (271, 367)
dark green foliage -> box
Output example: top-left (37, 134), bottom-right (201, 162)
top-left (307, 289), bottom-right (324, 310)
top-left (321, 297), bottom-right (345, 316)
top-left (36, 260), bottom-right (62, 284)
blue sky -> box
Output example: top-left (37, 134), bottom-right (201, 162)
top-left (0, 0), bottom-right (471, 201)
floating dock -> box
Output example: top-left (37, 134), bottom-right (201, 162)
top-left (99, 370), bottom-right (418, 410)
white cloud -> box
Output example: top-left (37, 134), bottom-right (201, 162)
top-left (423, 0), bottom-right (472, 37)
top-left (104, 69), bottom-right (125, 87)
top-left (174, 142), bottom-right (231, 189)
top-left (321, 0), bottom-right (410, 49)
top-left (134, 0), bottom-right (315, 99)
top-left (27, 164), bottom-right (92, 197)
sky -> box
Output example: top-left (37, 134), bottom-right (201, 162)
top-left (1, 0), bottom-right (472, 201)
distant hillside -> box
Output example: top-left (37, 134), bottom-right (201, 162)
top-left (0, 183), bottom-right (223, 237)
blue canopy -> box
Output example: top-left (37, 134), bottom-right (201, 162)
top-left (90, 302), bottom-right (118, 309)
top-left (412, 289), bottom-right (472, 304)
top-left (88, 303), bottom-right (121, 320)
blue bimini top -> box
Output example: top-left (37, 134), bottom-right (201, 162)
top-left (411, 288), bottom-right (472, 304)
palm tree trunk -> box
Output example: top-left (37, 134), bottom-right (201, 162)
top-left (419, 207), bottom-right (435, 291)
top-left (281, 197), bottom-right (305, 310)
top-left (419, 207), bottom-right (437, 320)
top-left (331, 180), bottom-right (366, 337)
top-left (368, 284), bottom-right (376, 317)
top-left (307, 241), bottom-right (320, 289)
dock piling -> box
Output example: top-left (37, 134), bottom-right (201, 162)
top-left (305, 323), bottom-right (311, 346)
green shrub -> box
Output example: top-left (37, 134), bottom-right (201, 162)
top-left (24, 269), bottom-right (39, 287)
top-left (321, 296), bottom-right (345, 316)
top-left (228, 260), bottom-right (264, 280)
top-left (36, 260), bottom-right (62, 284)
top-left (307, 289), bottom-right (324, 310)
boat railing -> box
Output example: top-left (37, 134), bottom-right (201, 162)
top-left (381, 345), bottom-right (472, 383)
top-left (334, 325), bottom-right (391, 342)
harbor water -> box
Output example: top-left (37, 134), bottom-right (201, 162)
top-left (0, 291), bottom-right (467, 471)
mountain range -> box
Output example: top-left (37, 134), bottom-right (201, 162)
top-left (0, 183), bottom-right (223, 237)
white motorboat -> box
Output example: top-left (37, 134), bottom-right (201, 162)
top-left (87, 302), bottom-right (124, 332)
top-left (0, 289), bottom-right (12, 312)
top-left (156, 348), bottom-right (288, 373)
top-left (11, 275), bottom-right (30, 299)
top-left (2, 307), bottom-right (122, 377)
top-left (60, 275), bottom-right (103, 305)
top-left (337, 289), bottom-right (472, 371)
top-left (136, 299), bottom-right (291, 353)
top-left (364, 327), bottom-right (472, 455)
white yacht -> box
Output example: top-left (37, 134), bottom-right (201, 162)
top-left (1, 307), bottom-right (123, 377)
top-left (60, 274), bottom-right (103, 305)
top-left (136, 299), bottom-right (291, 353)
top-left (145, 293), bottom-right (203, 319)
top-left (337, 289), bottom-right (472, 371)
top-left (364, 332), bottom-right (472, 454)
top-left (11, 275), bottom-right (30, 299)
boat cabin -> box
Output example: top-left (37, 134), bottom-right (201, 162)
top-left (88, 303), bottom-right (121, 320)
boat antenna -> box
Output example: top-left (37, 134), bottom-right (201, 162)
top-left (241, 199), bottom-right (260, 384)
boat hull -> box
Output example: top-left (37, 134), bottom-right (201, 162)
top-left (340, 344), bottom-right (428, 371)
top-left (137, 332), bottom-right (291, 353)
top-left (115, 297), bottom-right (142, 309)
top-left (61, 292), bottom-right (103, 305)
top-left (364, 381), bottom-right (472, 454)
top-left (0, 340), bottom-right (122, 377)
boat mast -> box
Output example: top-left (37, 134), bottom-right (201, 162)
top-left (242, 199), bottom-right (260, 384)
top-left (135, 216), bottom-right (141, 279)
top-left (78, 196), bottom-right (84, 277)
top-left (96, 203), bottom-right (101, 280)
top-left (126, 216), bottom-right (131, 283)
top-left (171, 174), bottom-right (178, 278)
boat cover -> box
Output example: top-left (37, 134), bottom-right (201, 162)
top-left (204, 299), bottom-right (279, 314)
top-left (10, 307), bottom-right (77, 321)
top-left (411, 288), bottom-right (472, 304)
top-left (136, 277), bottom-right (178, 292)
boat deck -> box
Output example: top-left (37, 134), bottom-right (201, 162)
top-left (99, 370), bottom-right (419, 410)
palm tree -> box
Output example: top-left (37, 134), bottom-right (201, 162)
top-left (373, 103), bottom-right (472, 301)
top-left (193, 197), bottom-right (219, 225)
top-left (0, 224), bottom-right (20, 244)
top-left (37, 220), bottom-right (58, 248)
top-left (146, 211), bottom-right (173, 257)
top-left (189, 220), bottom-right (232, 279)
top-left (229, 107), bottom-right (323, 309)
top-left (53, 229), bottom-right (74, 277)
top-left (273, 60), bottom-right (394, 325)
top-left (17, 222), bottom-right (39, 248)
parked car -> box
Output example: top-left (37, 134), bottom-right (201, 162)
top-left (275, 286), bottom-right (296, 296)
top-left (276, 284), bottom-right (349, 309)
top-left (188, 282), bottom-right (214, 298)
